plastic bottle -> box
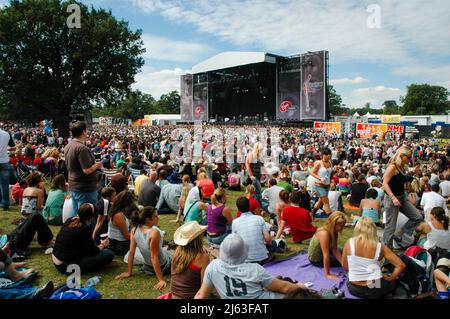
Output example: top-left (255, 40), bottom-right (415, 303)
top-left (85, 276), bottom-right (101, 287)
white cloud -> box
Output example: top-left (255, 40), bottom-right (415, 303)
top-left (394, 65), bottom-right (450, 84)
top-left (330, 76), bottom-right (369, 85)
top-left (130, 0), bottom-right (450, 65)
top-left (347, 86), bottom-right (404, 108)
top-left (142, 34), bottom-right (213, 63)
top-left (133, 67), bottom-right (190, 99)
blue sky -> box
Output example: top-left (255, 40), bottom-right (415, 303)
top-left (2, 0), bottom-right (450, 108)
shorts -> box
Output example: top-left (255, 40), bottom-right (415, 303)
top-left (314, 185), bottom-right (329, 198)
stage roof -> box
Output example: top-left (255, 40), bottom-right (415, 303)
top-left (192, 52), bottom-right (278, 74)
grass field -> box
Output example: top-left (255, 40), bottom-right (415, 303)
top-left (0, 189), bottom-right (359, 299)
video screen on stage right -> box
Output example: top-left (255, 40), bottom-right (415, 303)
top-left (300, 51), bottom-right (326, 121)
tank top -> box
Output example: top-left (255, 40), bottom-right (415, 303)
top-left (207, 204), bottom-right (227, 235)
top-left (317, 161), bottom-right (332, 185)
top-left (108, 213), bottom-right (130, 241)
top-left (388, 169), bottom-right (407, 196)
top-left (249, 160), bottom-right (263, 179)
top-left (171, 262), bottom-right (202, 299)
top-left (21, 196), bottom-right (39, 215)
top-left (424, 222), bottom-right (450, 250)
top-left (361, 208), bottom-right (380, 224)
top-left (134, 226), bottom-right (169, 267)
top-left (347, 238), bottom-right (382, 282)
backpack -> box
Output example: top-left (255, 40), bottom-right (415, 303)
top-left (16, 161), bottom-right (32, 182)
top-left (387, 246), bottom-right (435, 297)
top-left (49, 283), bottom-right (102, 299)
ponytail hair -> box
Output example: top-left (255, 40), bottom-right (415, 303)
top-left (431, 207), bottom-right (449, 230)
top-left (211, 187), bottom-right (225, 206)
top-left (131, 206), bottom-right (157, 227)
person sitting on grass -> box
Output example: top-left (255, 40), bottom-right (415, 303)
top-left (194, 233), bottom-right (307, 299)
top-left (351, 188), bottom-right (382, 226)
top-left (236, 184), bottom-right (263, 217)
top-left (115, 206), bottom-right (173, 290)
top-left (170, 221), bottom-right (210, 299)
top-left (232, 197), bottom-right (276, 265)
top-left (434, 258), bottom-right (450, 299)
top-left (107, 190), bottom-right (135, 256)
top-left (206, 188), bottom-right (233, 245)
top-left (183, 186), bottom-right (209, 225)
top-left (416, 207), bottom-right (450, 251)
top-left (342, 216), bottom-right (405, 299)
top-left (92, 187), bottom-right (117, 243)
top-left (21, 172), bottom-right (45, 216)
top-left (275, 191), bottom-right (317, 243)
top-left (52, 203), bottom-right (114, 274)
top-left (275, 190), bottom-right (290, 226)
top-left (172, 175), bottom-right (193, 223)
top-left (43, 174), bottom-right (68, 226)
top-left (308, 211), bottom-right (347, 280)
top-left (0, 248), bottom-right (54, 299)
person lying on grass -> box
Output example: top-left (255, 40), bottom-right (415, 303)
top-left (194, 233), bottom-right (307, 299)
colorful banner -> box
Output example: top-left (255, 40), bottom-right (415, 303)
top-left (381, 115), bottom-right (401, 123)
top-left (132, 119), bottom-right (149, 126)
top-left (314, 121), bottom-right (341, 134)
top-left (180, 74), bottom-right (193, 121)
top-left (300, 51), bottom-right (327, 121)
top-left (387, 124), bottom-right (405, 134)
top-left (356, 123), bottom-right (387, 138)
top-left (277, 57), bottom-right (301, 121)
top-left (192, 82), bottom-right (208, 122)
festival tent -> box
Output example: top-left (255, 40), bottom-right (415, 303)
top-left (353, 112), bottom-right (360, 117)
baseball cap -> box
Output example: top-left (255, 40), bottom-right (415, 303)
top-left (219, 233), bottom-right (249, 265)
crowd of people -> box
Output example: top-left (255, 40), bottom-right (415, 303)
top-left (0, 120), bottom-right (449, 299)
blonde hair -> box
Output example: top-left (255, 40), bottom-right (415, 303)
top-left (321, 211), bottom-right (347, 246)
top-left (197, 172), bottom-right (207, 180)
top-left (211, 187), bottom-right (226, 206)
top-left (353, 216), bottom-right (378, 248)
top-left (171, 235), bottom-right (205, 274)
top-left (410, 179), bottom-right (420, 193)
top-left (389, 146), bottom-right (412, 172)
top-left (371, 179), bottom-right (382, 188)
top-left (252, 142), bottom-right (264, 160)
top-left (245, 184), bottom-right (256, 196)
top-left (180, 175), bottom-right (191, 202)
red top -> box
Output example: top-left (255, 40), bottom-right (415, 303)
top-left (197, 179), bottom-right (214, 198)
top-left (236, 197), bottom-right (260, 218)
top-left (281, 205), bottom-right (317, 243)
top-left (33, 157), bottom-right (42, 167)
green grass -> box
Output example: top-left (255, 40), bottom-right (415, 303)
top-left (0, 190), bottom-right (359, 299)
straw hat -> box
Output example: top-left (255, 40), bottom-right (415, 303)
top-left (173, 221), bottom-right (207, 246)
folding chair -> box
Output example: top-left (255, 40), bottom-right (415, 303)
top-left (103, 169), bottom-right (118, 187)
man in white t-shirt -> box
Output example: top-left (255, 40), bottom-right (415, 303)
top-left (420, 184), bottom-right (449, 221)
top-left (262, 178), bottom-right (284, 215)
top-left (195, 233), bottom-right (306, 299)
top-left (191, 138), bottom-right (203, 163)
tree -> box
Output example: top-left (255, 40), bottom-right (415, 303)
top-left (327, 85), bottom-right (344, 116)
top-left (383, 100), bottom-right (400, 114)
top-left (155, 91), bottom-right (181, 114)
top-left (401, 84), bottom-right (449, 115)
top-left (0, 0), bottom-right (145, 136)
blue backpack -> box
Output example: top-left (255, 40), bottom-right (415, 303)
top-left (49, 284), bottom-right (102, 299)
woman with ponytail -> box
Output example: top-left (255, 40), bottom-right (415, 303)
top-left (416, 207), bottom-right (450, 251)
top-left (206, 188), bottom-right (233, 245)
top-left (115, 206), bottom-right (173, 290)
top-left (172, 175), bottom-right (193, 223)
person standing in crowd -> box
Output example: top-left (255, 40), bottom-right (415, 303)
top-left (310, 148), bottom-right (333, 217)
top-left (0, 126), bottom-right (15, 211)
top-left (382, 146), bottom-right (423, 249)
top-left (64, 122), bottom-right (102, 215)
top-left (246, 142), bottom-right (265, 205)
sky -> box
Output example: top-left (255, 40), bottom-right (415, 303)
top-left (1, 0), bottom-right (450, 109)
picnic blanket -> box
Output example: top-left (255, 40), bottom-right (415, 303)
top-left (263, 251), bottom-right (358, 299)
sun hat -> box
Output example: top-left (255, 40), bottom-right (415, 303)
top-left (173, 221), bottom-right (207, 246)
top-left (219, 233), bottom-right (249, 265)
top-left (437, 258), bottom-right (450, 269)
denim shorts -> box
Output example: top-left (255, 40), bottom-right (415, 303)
top-left (314, 185), bottom-right (329, 198)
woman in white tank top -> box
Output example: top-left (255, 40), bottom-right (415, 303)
top-left (342, 217), bottom-right (405, 299)
top-left (310, 147), bottom-right (333, 217)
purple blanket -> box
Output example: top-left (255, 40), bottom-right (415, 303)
top-left (264, 252), bottom-right (358, 299)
